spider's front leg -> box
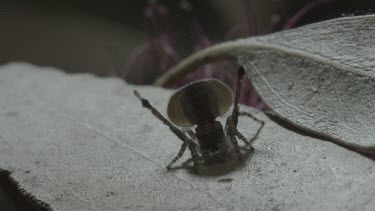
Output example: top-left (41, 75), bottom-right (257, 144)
top-left (225, 66), bottom-right (264, 160)
top-left (134, 90), bottom-right (200, 170)
top-left (225, 66), bottom-right (246, 161)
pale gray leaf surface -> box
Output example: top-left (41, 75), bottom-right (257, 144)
top-left (154, 15), bottom-right (375, 147)
top-left (0, 63), bottom-right (374, 210)
top-left (238, 15), bottom-right (375, 147)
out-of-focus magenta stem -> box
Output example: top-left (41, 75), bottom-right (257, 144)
top-left (283, 0), bottom-right (335, 30)
top-left (244, 0), bottom-right (257, 36)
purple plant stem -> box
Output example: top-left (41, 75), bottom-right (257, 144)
top-left (122, 43), bottom-right (150, 79)
top-left (155, 4), bottom-right (172, 34)
top-left (244, 0), bottom-right (257, 36)
top-left (136, 48), bottom-right (149, 84)
top-left (219, 62), bottom-right (236, 85)
top-left (143, 3), bottom-right (179, 79)
top-left (190, 13), bottom-right (214, 79)
top-left (248, 82), bottom-right (259, 106)
top-left (241, 80), bottom-right (250, 104)
top-left (153, 4), bottom-right (179, 73)
top-left (158, 35), bottom-right (179, 71)
top-left (144, 5), bottom-right (161, 36)
top-left (283, 0), bottom-right (335, 30)
top-left (256, 101), bottom-right (269, 110)
top-left (225, 24), bottom-right (247, 40)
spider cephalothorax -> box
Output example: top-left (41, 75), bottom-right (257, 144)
top-left (134, 66), bottom-right (264, 170)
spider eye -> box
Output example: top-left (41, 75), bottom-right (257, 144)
top-left (167, 79), bottom-right (233, 126)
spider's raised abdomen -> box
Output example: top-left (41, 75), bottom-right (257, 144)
top-left (195, 121), bottom-right (229, 161)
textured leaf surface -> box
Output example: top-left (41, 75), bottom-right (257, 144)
top-left (238, 15), bottom-right (375, 147)
top-left (155, 15), bottom-right (375, 148)
top-left (0, 63), bottom-right (374, 210)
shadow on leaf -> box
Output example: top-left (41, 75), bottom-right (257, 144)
top-left (168, 146), bottom-right (255, 176)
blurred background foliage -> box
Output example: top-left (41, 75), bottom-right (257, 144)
top-left (1, 0), bottom-right (375, 108)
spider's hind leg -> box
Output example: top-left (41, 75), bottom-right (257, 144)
top-left (228, 129), bottom-right (242, 161)
top-left (234, 129), bottom-right (254, 151)
top-left (239, 111), bottom-right (265, 146)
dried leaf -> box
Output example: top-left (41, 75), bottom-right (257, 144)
top-left (154, 15), bottom-right (375, 152)
top-left (0, 63), bottom-right (374, 210)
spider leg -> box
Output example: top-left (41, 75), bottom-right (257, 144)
top-left (185, 129), bottom-right (203, 160)
top-left (188, 143), bottom-right (200, 171)
top-left (239, 111), bottom-right (265, 145)
top-left (227, 122), bottom-right (242, 161)
top-left (230, 66), bottom-right (246, 128)
top-left (239, 111), bottom-right (265, 125)
top-left (167, 142), bottom-right (187, 170)
top-left (186, 129), bottom-right (199, 148)
top-left (224, 66), bottom-right (245, 161)
top-left (234, 129), bottom-right (254, 150)
top-left (134, 90), bottom-right (199, 169)
top-left (167, 129), bottom-right (201, 169)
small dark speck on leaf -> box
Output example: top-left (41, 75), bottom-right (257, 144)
top-left (24, 170), bottom-right (30, 174)
top-left (293, 170), bottom-right (297, 173)
top-left (323, 156), bottom-right (326, 159)
top-left (124, 205), bottom-right (143, 209)
top-left (105, 191), bottom-right (116, 197)
top-left (218, 178), bottom-right (233, 183)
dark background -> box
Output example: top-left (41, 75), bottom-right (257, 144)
top-left (1, 0), bottom-right (374, 210)
top-left (1, 0), bottom-right (374, 78)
